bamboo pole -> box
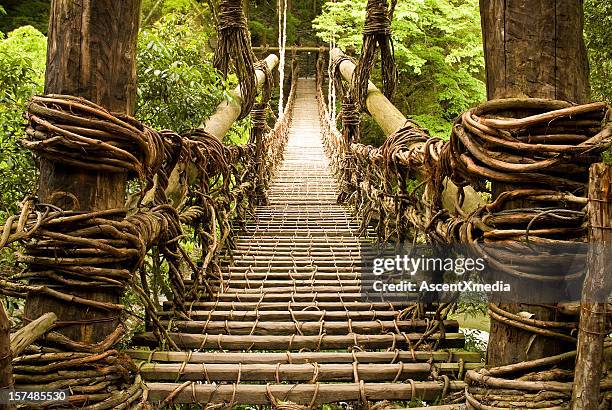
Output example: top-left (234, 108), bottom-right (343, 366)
top-left (329, 48), bottom-right (484, 213)
top-left (203, 54), bottom-right (279, 137)
top-left (162, 54), bottom-right (280, 206)
top-left (570, 163), bottom-right (612, 410)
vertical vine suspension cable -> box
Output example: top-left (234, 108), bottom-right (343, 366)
top-left (277, 0), bottom-right (288, 117)
top-left (214, 0), bottom-right (257, 120)
top-left (328, 1), bottom-right (337, 122)
top-left (352, 0), bottom-right (398, 111)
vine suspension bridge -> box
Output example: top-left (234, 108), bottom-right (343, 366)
top-left (0, 1), bottom-right (611, 409)
top-left (127, 77), bottom-right (474, 405)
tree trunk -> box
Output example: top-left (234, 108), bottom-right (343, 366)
top-left (480, 0), bottom-right (591, 367)
top-left (0, 303), bottom-right (14, 410)
top-left (480, 0), bottom-right (589, 103)
top-left (570, 163), bottom-right (612, 410)
top-left (24, 0), bottom-right (142, 344)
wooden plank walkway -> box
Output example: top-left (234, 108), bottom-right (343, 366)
top-left (131, 78), bottom-right (477, 407)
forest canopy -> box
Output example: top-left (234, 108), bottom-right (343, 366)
top-left (0, 0), bottom-right (611, 214)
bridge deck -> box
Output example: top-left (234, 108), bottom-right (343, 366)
top-left (130, 79), bottom-right (476, 406)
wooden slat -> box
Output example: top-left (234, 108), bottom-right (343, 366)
top-left (133, 332), bottom-right (466, 350)
top-left (125, 350), bottom-right (483, 364)
top-left (145, 381), bottom-right (466, 405)
top-left (157, 309), bottom-right (402, 321)
top-left (161, 319), bottom-right (460, 335)
top-left (198, 292), bottom-right (367, 302)
top-left (137, 79), bottom-right (471, 406)
top-left (138, 362), bottom-right (433, 382)
top-left (164, 301), bottom-right (408, 311)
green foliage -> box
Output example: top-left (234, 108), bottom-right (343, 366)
top-left (141, 0), bottom-right (215, 30)
top-left (584, 0), bottom-right (612, 102)
top-left (314, 0), bottom-right (486, 140)
top-left (0, 1), bottom-right (50, 34)
top-left (409, 114), bottom-right (453, 140)
top-left (248, 0), bottom-right (319, 47)
top-left (136, 14), bottom-right (228, 132)
top-left (0, 26), bottom-right (46, 214)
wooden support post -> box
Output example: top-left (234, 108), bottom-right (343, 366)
top-left (0, 303), bottom-right (14, 410)
top-left (479, 0), bottom-right (591, 367)
top-left (329, 48), bottom-right (485, 214)
top-left (24, 0), bottom-right (142, 344)
top-left (570, 163), bottom-right (612, 410)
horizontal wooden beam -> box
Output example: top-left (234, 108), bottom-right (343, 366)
top-left (159, 319), bottom-right (460, 335)
top-left (184, 292), bottom-right (367, 302)
top-left (163, 301), bottom-right (412, 311)
top-left (139, 362), bottom-right (433, 382)
top-left (138, 362), bottom-right (481, 382)
top-left (155, 309), bottom-right (402, 321)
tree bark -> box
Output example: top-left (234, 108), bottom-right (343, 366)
top-left (24, 0), bottom-right (142, 344)
top-left (479, 0), bottom-right (589, 103)
top-left (480, 0), bottom-right (591, 367)
top-left (570, 163), bottom-right (612, 410)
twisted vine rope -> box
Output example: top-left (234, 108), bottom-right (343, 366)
top-left (214, 0), bottom-right (257, 120)
top-left (352, 0), bottom-right (398, 111)
top-left (464, 341), bottom-right (612, 409)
